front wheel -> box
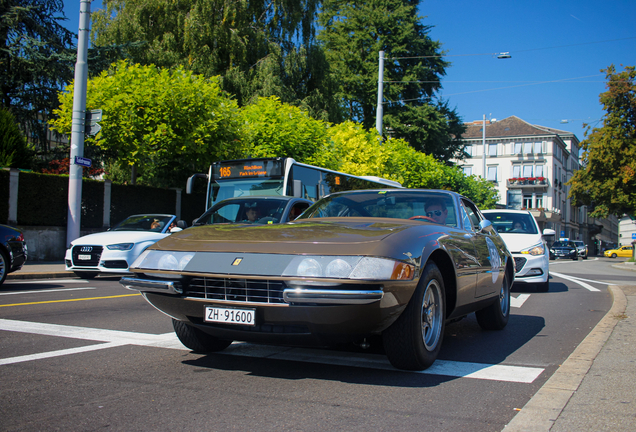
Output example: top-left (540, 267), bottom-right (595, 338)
top-left (0, 249), bottom-right (8, 286)
top-left (383, 262), bottom-right (446, 371)
top-left (476, 271), bottom-right (510, 330)
top-left (611, 253), bottom-right (617, 258)
top-left (172, 319), bottom-right (232, 353)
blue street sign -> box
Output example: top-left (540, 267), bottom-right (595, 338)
top-left (74, 156), bottom-right (92, 168)
top-left (632, 233), bottom-right (636, 240)
top-left (561, 231), bottom-right (565, 237)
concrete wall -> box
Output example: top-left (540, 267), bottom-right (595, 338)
top-left (19, 226), bottom-right (104, 262)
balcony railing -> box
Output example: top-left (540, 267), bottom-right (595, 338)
top-left (507, 177), bottom-right (549, 188)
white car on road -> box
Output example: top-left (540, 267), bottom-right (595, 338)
top-left (482, 210), bottom-right (555, 292)
top-left (65, 214), bottom-right (184, 279)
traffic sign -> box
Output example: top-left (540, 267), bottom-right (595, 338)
top-left (632, 233), bottom-right (636, 240)
top-left (85, 109), bottom-right (102, 135)
top-left (86, 123), bottom-right (101, 135)
top-left (74, 156), bottom-right (92, 168)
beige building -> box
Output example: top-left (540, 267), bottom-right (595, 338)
top-left (455, 115), bottom-right (618, 254)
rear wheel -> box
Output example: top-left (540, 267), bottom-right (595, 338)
top-left (0, 249), bottom-right (8, 285)
top-left (383, 262), bottom-right (445, 371)
top-left (74, 271), bottom-right (97, 279)
top-left (172, 319), bottom-right (232, 353)
top-left (476, 271), bottom-right (511, 330)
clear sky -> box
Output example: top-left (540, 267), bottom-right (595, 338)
top-left (62, 0), bottom-right (635, 142)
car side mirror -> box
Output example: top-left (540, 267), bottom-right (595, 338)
top-left (543, 228), bottom-right (556, 237)
top-left (479, 219), bottom-right (493, 232)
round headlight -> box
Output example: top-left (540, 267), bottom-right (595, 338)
top-left (297, 258), bottom-right (322, 277)
top-left (325, 259), bottom-right (353, 278)
top-left (158, 254), bottom-right (179, 271)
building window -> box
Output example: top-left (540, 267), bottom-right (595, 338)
top-left (512, 165), bottom-right (521, 178)
top-left (523, 195), bottom-right (533, 209)
top-left (523, 142), bottom-right (533, 154)
top-left (536, 195), bottom-right (543, 208)
top-left (463, 166), bottom-right (473, 176)
top-left (514, 142), bottom-right (522, 154)
top-left (488, 143), bottom-right (498, 156)
top-left (535, 165), bottom-right (544, 177)
top-left (487, 166), bottom-right (497, 181)
top-left (523, 165), bottom-right (533, 177)
top-left (465, 145), bottom-right (472, 156)
top-left (534, 142), bottom-right (543, 154)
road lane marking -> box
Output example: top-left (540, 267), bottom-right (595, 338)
top-left (551, 274), bottom-right (613, 285)
top-left (511, 294), bottom-right (531, 308)
top-left (0, 342), bottom-right (127, 366)
top-left (0, 319), bottom-right (544, 383)
top-left (550, 272), bottom-right (601, 292)
top-left (0, 287), bottom-right (97, 296)
top-left (0, 294), bottom-right (141, 307)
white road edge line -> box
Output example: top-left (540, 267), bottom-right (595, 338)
top-left (550, 272), bottom-right (601, 291)
top-left (0, 287), bottom-right (97, 296)
top-left (0, 318), bottom-right (544, 383)
top-left (6, 279), bottom-right (90, 284)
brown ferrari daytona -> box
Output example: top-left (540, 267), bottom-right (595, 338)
top-left (121, 189), bottom-right (514, 371)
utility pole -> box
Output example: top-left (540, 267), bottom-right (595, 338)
top-left (66, 0), bottom-right (91, 246)
top-left (376, 51), bottom-right (384, 137)
top-left (482, 114), bottom-right (486, 179)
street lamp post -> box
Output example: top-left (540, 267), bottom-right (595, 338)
top-left (376, 51), bottom-right (384, 136)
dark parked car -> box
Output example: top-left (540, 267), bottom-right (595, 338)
top-left (549, 240), bottom-right (579, 260)
top-left (121, 189), bottom-right (514, 371)
top-left (0, 224), bottom-right (28, 285)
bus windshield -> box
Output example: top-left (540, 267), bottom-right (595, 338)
top-left (210, 178), bottom-right (284, 207)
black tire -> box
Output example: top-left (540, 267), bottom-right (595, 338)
top-left (583, 255), bottom-right (588, 260)
top-left (382, 262), bottom-right (445, 371)
top-left (74, 271), bottom-right (97, 279)
top-left (476, 271), bottom-right (511, 330)
top-left (611, 253), bottom-right (617, 258)
top-left (172, 319), bottom-right (232, 353)
top-left (0, 248), bottom-right (8, 286)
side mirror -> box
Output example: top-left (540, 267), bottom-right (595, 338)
top-left (479, 219), bottom-right (493, 232)
top-left (543, 228), bottom-right (556, 236)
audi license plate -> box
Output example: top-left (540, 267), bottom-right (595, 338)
top-left (205, 306), bottom-right (255, 326)
top-left (78, 254), bottom-right (92, 260)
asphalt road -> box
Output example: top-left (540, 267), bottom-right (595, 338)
top-left (0, 257), bottom-right (628, 431)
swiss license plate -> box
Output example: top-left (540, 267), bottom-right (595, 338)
top-left (78, 254), bottom-right (92, 260)
top-left (205, 306), bottom-right (255, 326)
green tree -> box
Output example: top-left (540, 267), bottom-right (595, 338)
top-left (0, 0), bottom-right (75, 152)
top-left (91, 0), bottom-right (341, 121)
top-left (0, 107), bottom-right (33, 168)
top-left (240, 96), bottom-right (329, 164)
top-left (318, 0), bottom-right (466, 160)
top-left (569, 65), bottom-right (636, 218)
top-left (50, 61), bottom-right (242, 188)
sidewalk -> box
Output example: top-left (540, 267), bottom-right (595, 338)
top-left (6, 261), bottom-right (636, 431)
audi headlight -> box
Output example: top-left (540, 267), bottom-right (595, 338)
top-left (131, 250), bottom-right (194, 271)
top-left (521, 243), bottom-right (546, 256)
top-left (106, 243), bottom-right (134, 251)
top-left (282, 256), bottom-right (414, 280)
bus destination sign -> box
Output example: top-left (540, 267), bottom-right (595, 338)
top-left (213, 160), bottom-right (284, 180)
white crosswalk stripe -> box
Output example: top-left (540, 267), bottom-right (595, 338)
top-left (0, 318), bottom-right (544, 383)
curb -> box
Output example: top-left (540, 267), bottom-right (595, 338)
top-left (7, 272), bottom-right (78, 281)
top-left (502, 285), bottom-right (627, 431)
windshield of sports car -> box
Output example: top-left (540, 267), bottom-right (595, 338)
top-left (111, 215), bottom-right (174, 232)
top-left (196, 199), bottom-right (290, 225)
top-left (483, 212), bottom-right (539, 234)
top-left (298, 191), bottom-right (458, 227)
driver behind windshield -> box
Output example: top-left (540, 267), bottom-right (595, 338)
top-left (425, 198), bottom-right (448, 225)
top-left (244, 204), bottom-right (260, 223)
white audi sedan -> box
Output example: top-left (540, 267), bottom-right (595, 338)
top-left (482, 210), bottom-right (555, 292)
top-left (65, 214), bottom-right (183, 279)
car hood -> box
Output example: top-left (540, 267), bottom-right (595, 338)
top-left (71, 230), bottom-right (169, 246)
top-left (496, 233), bottom-right (543, 253)
top-left (151, 218), bottom-right (416, 255)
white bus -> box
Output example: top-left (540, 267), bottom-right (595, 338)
top-left (187, 157), bottom-right (402, 210)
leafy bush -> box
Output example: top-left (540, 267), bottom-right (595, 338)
top-left (0, 108), bottom-right (34, 169)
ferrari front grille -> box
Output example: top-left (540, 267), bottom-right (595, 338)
top-left (187, 277), bottom-right (285, 304)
